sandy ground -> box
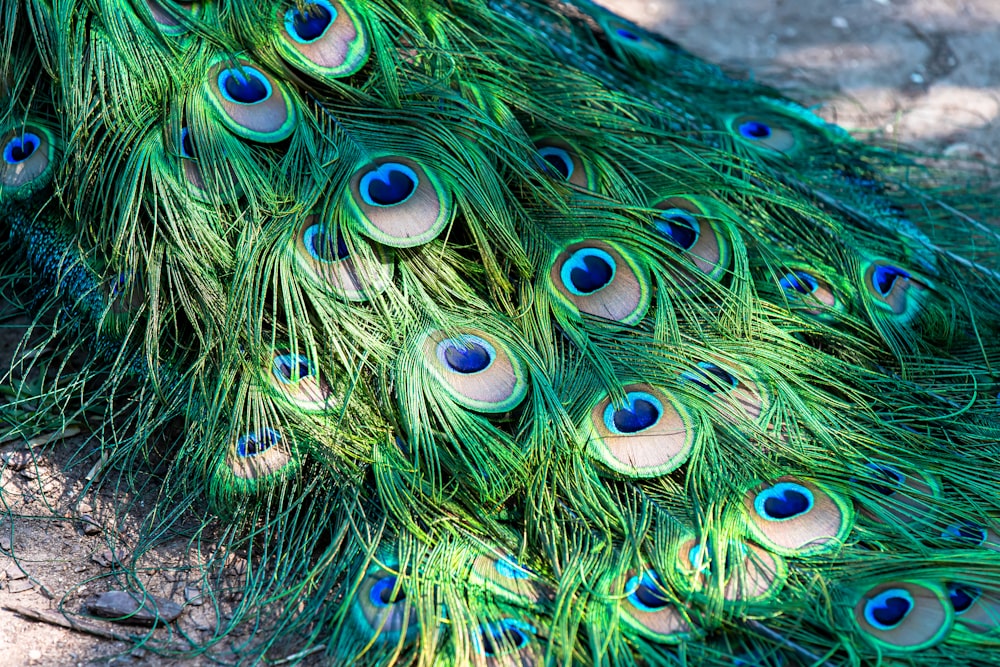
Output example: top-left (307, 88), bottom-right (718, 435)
top-left (1, 1), bottom-right (998, 666)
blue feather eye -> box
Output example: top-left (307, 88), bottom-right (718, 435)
top-left (864, 588), bottom-right (914, 630)
top-left (853, 581), bottom-right (953, 651)
top-left (779, 270), bottom-right (818, 295)
top-left (303, 223), bottom-right (350, 263)
top-left (604, 391), bottom-right (662, 434)
top-left (1, 125), bottom-right (55, 199)
top-left (627, 570), bottom-right (671, 611)
top-left (218, 66), bottom-right (273, 105)
top-left (948, 583), bottom-right (982, 614)
top-left (533, 138), bottom-right (596, 189)
top-left (369, 574), bottom-right (405, 607)
top-left (347, 157), bottom-right (452, 247)
top-left (741, 477), bottom-right (853, 556)
top-left (738, 120), bottom-right (772, 140)
top-left (941, 521), bottom-right (988, 547)
top-left (359, 163), bottom-right (418, 207)
top-left (179, 127), bottom-right (195, 159)
top-left (436, 335), bottom-right (496, 375)
top-left (587, 383), bottom-right (695, 478)
top-left (615, 28), bottom-right (639, 41)
top-left (236, 428), bottom-right (281, 458)
top-left (494, 556), bottom-right (531, 580)
top-left (870, 264), bottom-right (910, 298)
top-left (3, 132), bottom-right (39, 164)
top-left (284, 1), bottom-right (335, 42)
top-left (754, 482), bottom-right (813, 521)
top-left (419, 328), bottom-right (528, 413)
top-left (272, 354), bottom-right (314, 384)
top-left (538, 146), bottom-right (574, 180)
top-left (476, 619), bottom-right (534, 657)
top-left (656, 208), bottom-right (701, 250)
top-left (274, 0), bottom-right (369, 78)
top-left (650, 196), bottom-right (733, 284)
top-left (560, 247), bottom-right (616, 295)
top-left (204, 56), bottom-right (297, 142)
top-left (861, 463), bottom-right (905, 496)
top-left (681, 362), bottom-right (738, 394)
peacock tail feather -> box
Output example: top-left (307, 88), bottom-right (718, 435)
top-left (2, 0), bottom-right (1000, 664)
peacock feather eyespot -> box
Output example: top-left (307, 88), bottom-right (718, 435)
top-left (864, 588), bottom-right (914, 630)
top-left (853, 581), bottom-right (953, 651)
top-left (604, 391), bottom-right (662, 434)
top-left (294, 215), bottom-right (393, 301)
top-left (359, 163), bottom-right (418, 207)
top-left (739, 476), bottom-right (853, 556)
top-left (272, 353), bottom-right (314, 385)
top-left (561, 247), bottom-right (616, 296)
top-left (303, 223), bottom-right (350, 263)
top-left (627, 570), bottom-right (672, 612)
top-left (418, 328), bottom-right (528, 413)
top-left (533, 138), bottom-right (597, 190)
top-left (656, 208), bottom-right (701, 251)
top-left (941, 521), bottom-right (988, 548)
top-left (549, 240), bottom-right (650, 324)
top-left (475, 619), bottom-right (535, 657)
top-left (146, 0), bottom-right (201, 35)
top-left (218, 66), bottom-right (273, 105)
top-left (470, 550), bottom-right (545, 604)
top-left (1, 124), bottom-right (56, 199)
top-left (284, 1), bottom-right (336, 42)
top-left (352, 562), bottom-right (418, 642)
top-left (347, 157), bottom-right (452, 247)
top-left (204, 56), bottom-right (297, 142)
top-left (650, 196), bottom-right (733, 282)
top-left (948, 583), bottom-right (982, 614)
top-left (369, 574), bottom-right (405, 607)
top-left (754, 482), bottom-right (813, 521)
top-left (494, 556), bottom-right (531, 581)
top-left (3, 132), bottom-right (39, 164)
top-left (275, 0), bottom-right (369, 78)
top-left (179, 127), bottom-right (195, 159)
top-left (618, 568), bottom-right (692, 643)
top-left (728, 112), bottom-right (802, 154)
top-left (436, 334), bottom-right (495, 375)
top-left (669, 533), bottom-right (786, 603)
top-left (236, 428), bottom-right (281, 458)
top-left (861, 259), bottom-right (927, 321)
top-left (779, 270), bottom-right (818, 295)
top-left (538, 146), bottom-right (574, 180)
top-left (860, 463), bottom-right (905, 497)
top-left (269, 351), bottom-right (333, 412)
top-left (680, 362), bottom-right (738, 394)
top-left (587, 383), bottom-right (695, 478)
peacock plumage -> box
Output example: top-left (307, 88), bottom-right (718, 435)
top-left (2, 0), bottom-right (1000, 664)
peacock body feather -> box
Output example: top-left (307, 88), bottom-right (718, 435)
top-left (2, 0), bottom-right (1000, 665)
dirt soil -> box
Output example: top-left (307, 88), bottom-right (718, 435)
top-left (1, 1), bottom-right (998, 666)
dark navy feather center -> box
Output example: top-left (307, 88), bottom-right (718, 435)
top-left (871, 264), bottom-right (910, 297)
top-left (612, 397), bottom-right (660, 433)
top-left (568, 253), bottom-right (614, 293)
top-left (656, 209), bottom-right (700, 250)
top-left (444, 341), bottom-right (492, 374)
top-left (780, 270), bottom-right (819, 295)
top-left (220, 68), bottom-right (271, 104)
top-left (180, 128), bottom-right (195, 159)
top-left (739, 120), bottom-right (772, 140)
top-left (868, 593), bottom-right (912, 629)
top-left (369, 575), bottom-right (404, 607)
top-left (755, 483), bottom-right (814, 521)
top-left (615, 28), bottom-right (640, 41)
top-left (236, 429), bottom-right (280, 458)
top-left (948, 584), bottom-right (981, 614)
top-left (288, 3), bottom-right (334, 42)
top-left (4, 133), bottom-right (39, 164)
top-left (942, 521), bottom-right (987, 547)
top-left (481, 621), bottom-right (530, 656)
top-left (361, 164), bottom-right (418, 206)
